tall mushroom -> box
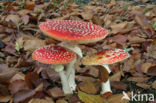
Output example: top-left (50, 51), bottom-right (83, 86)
top-left (82, 49), bottom-right (130, 95)
top-left (32, 45), bottom-right (76, 95)
top-left (39, 20), bottom-right (108, 91)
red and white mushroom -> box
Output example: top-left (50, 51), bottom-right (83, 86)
top-left (32, 45), bottom-right (76, 94)
top-left (82, 49), bottom-right (130, 96)
top-left (39, 20), bottom-right (108, 91)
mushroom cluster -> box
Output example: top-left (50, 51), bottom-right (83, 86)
top-left (32, 20), bottom-right (130, 96)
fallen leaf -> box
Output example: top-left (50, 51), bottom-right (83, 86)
top-left (5, 15), bottom-right (21, 31)
top-left (78, 80), bottom-right (98, 94)
top-left (0, 68), bottom-right (17, 83)
top-left (128, 77), bottom-right (148, 82)
top-left (10, 72), bottom-right (25, 83)
top-left (0, 96), bottom-right (11, 103)
top-left (136, 83), bottom-right (150, 89)
top-left (28, 97), bottom-right (54, 103)
top-left (112, 35), bottom-right (128, 44)
top-left (147, 66), bottom-right (156, 76)
top-left (48, 87), bottom-right (64, 99)
top-left (107, 92), bottom-right (130, 103)
top-left (152, 81), bottom-right (156, 89)
top-left (110, 22), bottom-right (128, 34)
top-left (99, 66), bottom-right (109, 82)
top-left (141, 62), bottom-right (153, 73)
top-left (78, 91), bottom-right (107, 103)
top-left (56, 99), bottom-right (68, 103)
top-left (111, 81), bottom-right (127, 90)
top-left (9, 79), bottom-right (29, 95)
top-left (110, 71), bottom-right (122, 82)
top-left (13, 90), bottom-right (35, 103)
top-left (69, 95), bottom-right (81, 103)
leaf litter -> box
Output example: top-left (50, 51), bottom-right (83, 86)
top-left (0, 0), bottom-right (156, 103)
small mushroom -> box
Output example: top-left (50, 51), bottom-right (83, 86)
top-left (82, 49), bottom-right (130, 96)
top-left (32, 45), bottom-right (76, 94)
top-left (39, 20), bottom-right (108, 91)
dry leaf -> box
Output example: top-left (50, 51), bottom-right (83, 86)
top-left (28, 97), bottom-right (54, 103)
top-left (78, 91), bottom-right (107, 103)
top-left (110, 22), bottom-right (128, 34)
top-left (110, 71), bottom-right (122, 82)
top-left (141, 62), bottom-right (153, 73)
top-left (99, 66), bottom-right (109, 82)
top-left (0, 96), bottom-right (11, 103)
top-left (136, 83), bottom-right (150, 89)
top-left (128, 77), bottom-right (148, 82)
top-left (56, 99), bottom-right (68, 103)
top-left (147, 66), bottom-right (156, 76)
top-left (0, 68), bottom-right (17, 83)
top-left (48, 87), bottom-right (64, 99)
top-left (5, 15), bottom-right (20, 31)
top-left (107, 92), bottom-right (130, 103)
top-left (152, 81), bottom-right (156, 89)
top-left (78, 80), bottom-right (98, 94)
top-left (13, 90), bottom-right (36, 103)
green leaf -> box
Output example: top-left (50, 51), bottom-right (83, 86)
top-left (153, 21), bottom-right (156, 31)
top-left (15, 42), bottom-right (20, 52)
top-left (78, 91), bottom-right (108, 103)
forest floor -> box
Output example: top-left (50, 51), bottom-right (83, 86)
top-left (0, 0), bottom-right (156, 103)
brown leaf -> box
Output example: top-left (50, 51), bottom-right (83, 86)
top-left (56, 99), bottom-right (68, 103)
top-left (136, 83), bottom-right (150, 89)
top-left (10, 72), bottom-right (25, 83)
top-left (107, 93), bottom-right (130, 103)
top-left (98, 66), bottom-right (109, 82)
top-left (5, 15), bottom-right (20, 30)
top-left (69, 95), bottom-right (81, 103)
top-left (147, 66), bottom-right (156, 76)
top-left (141, 62), bottom-right (153, 73)
top-left (48, 87), bottom-right (64, 99)
top-left (9, 80), bottom-right (29, 95)
top-left (13, 90), bottom-right (35, 103)
top-left (0, 96), bottom-right (11, 103)
top-left (25, 71), bottom-right (40, 89)
top-left (78, 80), bottom-right (98, 94)
top-left (127, 77), bottom-right (148, 82)
top-left (152, 81), bottom-right (156, 89)
top-left (110, 22), bottom-right (128, 34)
top-left (0, 84), bottom-right (9, 96)
top-left (23, 15), bottom-right (29, 25)
top-left (111, 81), bottom-right (127, 90)
top-left (112, 35), bottom-right (128, 44)
top-left (0, 68), bottom-right (17, 83)
top-left (28, 97), bottom-right (54, 103)
top-left (78, 91), bottom-right (107, 103)
top-left (110, 71), bottom-right (122, 82)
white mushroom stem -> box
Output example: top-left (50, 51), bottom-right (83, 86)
top-left (59, 42), bottom-right (83, 58)
top-left (101, 64), bottom-right (112, 95)
top-left (66, 58), bottom-right (76, 91)
top-left (53, 64), bottom-right (73, 94)
top-left (102, 64), bottom-right (111, 74)
top-left (100, 79), bottom-right (112, 95)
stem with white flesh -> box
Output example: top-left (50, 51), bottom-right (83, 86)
top-left (59, 42), bottom-right (83, 58)
top-left (66, 58), bottom-right (76, 91)
top-left (100, 79), bottom-right (112, 95)
top-left (102, 64), bottom-right (111, 74)
top-left (53, 65), bottom-right (73, 95)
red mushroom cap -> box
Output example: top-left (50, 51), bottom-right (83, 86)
top-left (39, 20), bottom-right (108, 44)
top-left (82, 49), bottom-right (130, 65)
top-left (32, 45), bottom-right (76, 64)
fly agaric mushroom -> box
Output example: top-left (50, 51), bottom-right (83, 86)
top-left (39, 20), bottom-right (108, 91)
top-left (32, 45), bottom-right (76, 94)
top-left (82, 49), bottom-right (130, 95)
